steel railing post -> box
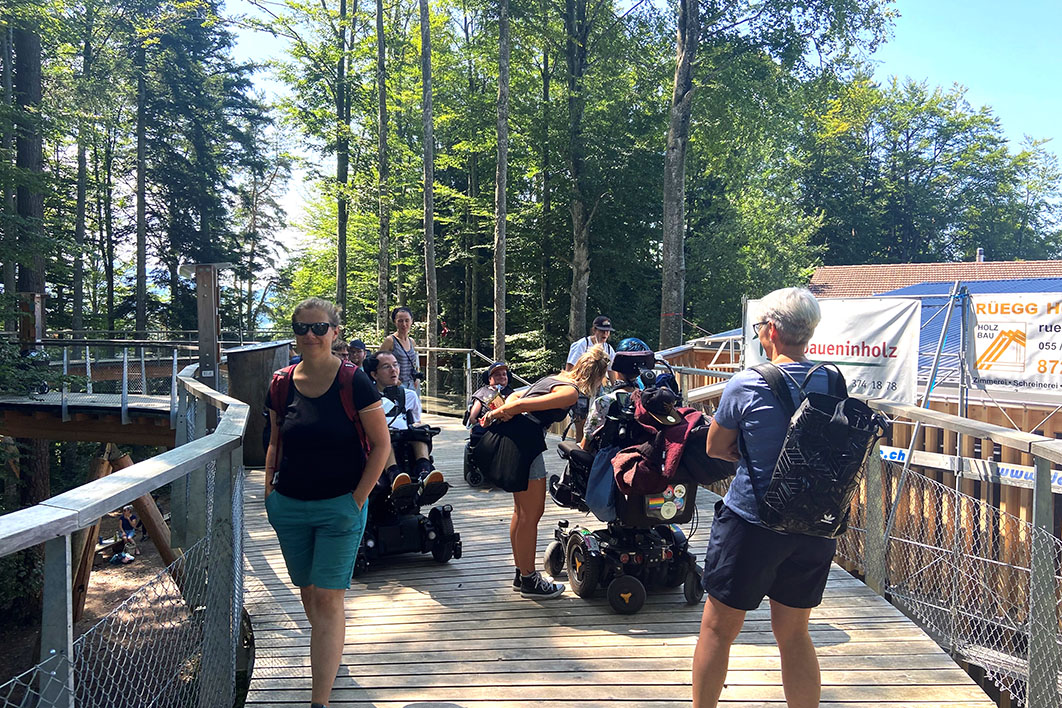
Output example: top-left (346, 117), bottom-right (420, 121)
top-left (185, 396), bottom-right (209, 545)
top-left (139, 346), bottom-right (146, 395)
top-left (40, 534), bottom-right (74, 708)
top-left (199, 446), bottom-right (238, 708)
top-left (61, 347), bottom-right (69, 422)
top-left (121, 348), bottom-right (129, 424)
top-left (170, 349), bottom-right (178, 429)
top-left (171, 385), bottom-right (190, 548)
top-left (84, 344), bottom-right (92, 394)
top-left (466, 352), bottom-right (472, 404)
top-left (1027, 454), bottom-right (1059, 708)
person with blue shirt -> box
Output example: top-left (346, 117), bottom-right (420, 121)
top-left (693, 287), bottom-right (836, 708)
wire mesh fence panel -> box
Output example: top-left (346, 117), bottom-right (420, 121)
top-left (0, 653), bottom-right (71, 708)
top-left (881, 461), bottom-right (1062, 708)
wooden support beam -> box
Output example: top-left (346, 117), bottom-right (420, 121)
top-left (0, 409), bottom-right (175, 446)
top-left (71, 451), bottom-right (113, 623)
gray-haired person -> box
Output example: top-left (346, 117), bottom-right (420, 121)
top-left (693, 287), bottom-right (836, 708)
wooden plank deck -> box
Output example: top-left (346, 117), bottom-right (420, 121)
top-left (242, 414), bottom-right (996, 707)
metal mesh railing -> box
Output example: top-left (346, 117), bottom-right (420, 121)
top-left (836, 458), bottom-right (1062, 707)
top-left (0, 366), bottom-right (246, 708)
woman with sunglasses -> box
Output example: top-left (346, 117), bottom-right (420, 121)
top-left (264, 298), bottom-right (391, 708)
top-left (378, 306), bottom-right (421, 389)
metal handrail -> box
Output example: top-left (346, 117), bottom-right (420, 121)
top-left (0, 363), bottom-right (248, 707)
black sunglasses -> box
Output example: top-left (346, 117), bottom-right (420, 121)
top-left (292, 321), bottom-right (332, 336)
top-left (752, 321), bottom-right (770, 335)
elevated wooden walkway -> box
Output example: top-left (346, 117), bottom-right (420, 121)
top-left (242, 415), bottom-right (995, 707)
top-left (0, 392), bottom-right (174, 445)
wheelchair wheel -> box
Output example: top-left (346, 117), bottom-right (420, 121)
top-left (465, 467), bottom-right (485, 488)
top-left (607, 575), bottom-right (646, 615)
top-left (432, 538), bottom-right (455, 564)
top-left (566, 534), bottom-right (603, 598)
top-left (683, 567), bottom-right (704, 605)
top-left (543, 540), bottom-right (565, 578)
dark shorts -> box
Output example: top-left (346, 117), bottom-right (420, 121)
top-left (701, 501), bottom-right (836, 611)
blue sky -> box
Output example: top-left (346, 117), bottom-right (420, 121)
top-left (870, 0), bottom-right (1060, 151)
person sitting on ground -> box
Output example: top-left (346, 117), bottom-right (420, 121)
top-left (348, 339), bottom-right (367, 367)
top-left (692, 287), bottom-right (836, 708)
top-left (119, 505), bottom-right (142, 555)
top-left (485, 346), bottom-right (611, 599)
top-left (378, 306), bottom-right (422, 390)
top-left (468, 361), bottom-right (515, 426)
top-left (363, 351), bottom-right (443, 494)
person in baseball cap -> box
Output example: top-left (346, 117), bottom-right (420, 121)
top-left (564, 315), bottom-right (617, 441)
top-left (348, 339), bottom-right (367, 366)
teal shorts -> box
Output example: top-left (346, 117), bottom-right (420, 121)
top-left (265, 490), bottom-right (368, 590)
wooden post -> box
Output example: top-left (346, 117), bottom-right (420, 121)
top-left (71, 453), bottom-right (113, 623)
top-left (17, 291), bottom-right (43, 354)
top-left (194, 264), bottom-right (220, 431)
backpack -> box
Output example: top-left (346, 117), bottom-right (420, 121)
top-left (266, 362), bottom-right (371, 483)
top-left (749, 362), bottom-right (889, 538)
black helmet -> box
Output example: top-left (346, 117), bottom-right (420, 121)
top-left (616, 337), bottom-right (650, 352)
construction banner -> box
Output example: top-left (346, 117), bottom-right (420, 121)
top-left (745, 297), bottom-right (920, 404)
top-left (969, 293), bottom-right (1062, 393)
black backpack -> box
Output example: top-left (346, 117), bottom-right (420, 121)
top-left (749, 362), bottom-right (890, 538)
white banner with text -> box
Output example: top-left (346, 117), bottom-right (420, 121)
top-left (745, 297), bottom-right (920, 403)
top-left (969, 293), bottom-right (1062, 394)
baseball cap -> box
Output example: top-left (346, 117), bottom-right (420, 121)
top-left (348, 338), bottom-right (366, 350)
top-left (592, 315), bottom-right (613, 331)
top-left (487, 361), bottom-right (509, 377)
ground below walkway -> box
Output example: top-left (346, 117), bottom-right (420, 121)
top-left (242, 414), bottom-right (995, 707)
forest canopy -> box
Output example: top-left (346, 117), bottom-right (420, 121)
top-left (1, 0), bottom-right (1059, 376)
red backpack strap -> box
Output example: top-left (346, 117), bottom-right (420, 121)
top-left (337, 362), bottom-right (371, 453)
top-left (268, 364), bottom-right (298, 416)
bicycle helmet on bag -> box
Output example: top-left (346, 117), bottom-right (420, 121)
top-left (612, 338), bottom-right (655, 377)
top-left (616, 337), bottom-right (650, 352)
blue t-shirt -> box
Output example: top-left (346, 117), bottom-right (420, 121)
top-left (715, 361), bottom-right (832, 527)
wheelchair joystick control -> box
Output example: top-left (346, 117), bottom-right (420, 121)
top-left (558, 519), bottom-right (569, 529)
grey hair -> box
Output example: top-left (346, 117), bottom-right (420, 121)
top-left (756, 287), bottom-right (821, 347)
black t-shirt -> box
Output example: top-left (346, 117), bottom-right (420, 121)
top-left (523, 375), bottom-right (579, 426)
top-left (275, 367), bottom-right (381, 500)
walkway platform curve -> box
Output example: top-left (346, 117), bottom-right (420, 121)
top-left (242, 414), bottom-right (995, 707)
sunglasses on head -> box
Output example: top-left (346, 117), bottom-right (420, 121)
top-left (292, 321), bottom-right (332, 336)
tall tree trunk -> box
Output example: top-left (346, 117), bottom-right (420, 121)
top-left (375, 0), bottom-right (390, 337)
top-left (14, 23), bottom-right (43, 295)
top-left (135, 43), bottom-right (147, 337)
top-left (539, 34), bottom-right (551, 348)
top-left (493, 0), bottom-right (510, 361)
top-left (659, 0), bottom-right (698, 349)
top-left (336, 0), bottom-right (349, 317)
top-left (419, 0), bottom-right (438, 392)
top-left (103, 126), bottom-right (115, 330)
top-left (564, 0), bottom-right (590, 342)
top-left (72, 1), bottom-right (95, 333)
top-left (2, 26), bottom-right (15, 331)
top-left (468, 154), bottom-right (478, 349)
top-left (14, 21), bottom-right (49, 538)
